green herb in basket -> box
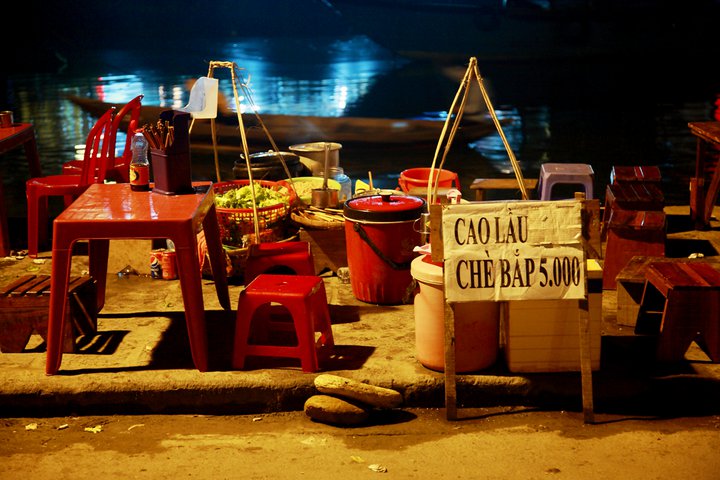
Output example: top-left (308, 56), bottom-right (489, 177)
top-left (215, 184), bottom-right (289, 209)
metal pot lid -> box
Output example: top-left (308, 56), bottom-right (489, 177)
top-left (288, 142), bottom-right (342, 152)
top-left (238, 151), bottom-right (299, 164)
top-left (344, 193), bottom-right (425, 223)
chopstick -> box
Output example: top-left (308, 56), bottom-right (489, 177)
top-left (141, 121), bottom-right (174, 151)
top-left (303, 207), bottom-right (344, 222)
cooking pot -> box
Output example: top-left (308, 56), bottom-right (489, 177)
top-left (233, 151), bottom-right (307, 181)
top-left (289, 142), bottom-right (342, 171)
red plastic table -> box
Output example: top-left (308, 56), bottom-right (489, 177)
top-left (0, 123), bottom-right (42, 256)
top-left (45, 183), bottom-right (231, 374)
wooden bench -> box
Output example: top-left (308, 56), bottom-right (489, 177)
top-left (469, 178), bottom-right (537, 201)
top-left (615, 256), bottom-right (720, 327)
top-left (610, 165), bottom-right (661, 184)
top-left (0, 275), bottom-right (97, 353)
top-left (636, 261), bottom-right (720, 363)
top-left (603, 209), bottom-right (666, 290)
top-left (601, 182), bottom-right (664, 239)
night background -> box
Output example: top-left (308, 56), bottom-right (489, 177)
top-left (3, 0), bottom-right (720, 249)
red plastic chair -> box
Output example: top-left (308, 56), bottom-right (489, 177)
top-left (62, 94), bottom-right (143, 183)
top-left (26, 107), bottom-right (115, 257)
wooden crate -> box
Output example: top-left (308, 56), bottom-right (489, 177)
top-left (298, 227), bottom-right (347, 274)
top-left (0, 275), bottom-right (97, 353)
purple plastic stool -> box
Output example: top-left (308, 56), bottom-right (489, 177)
top-left (538, 163), bottom-right (594, 200)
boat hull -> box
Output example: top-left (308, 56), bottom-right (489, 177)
top-left (68, 96), bottom-right (499, 154)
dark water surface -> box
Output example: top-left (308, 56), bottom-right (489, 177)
top-left (3, 27), bottom-right (720, 247)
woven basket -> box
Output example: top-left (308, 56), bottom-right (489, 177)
top-left (201, 235), bottom-right (300, 279)
top-left (213, 180), bottom-right (294, 247)
top-left (291, 211), bottom-right (344, 230)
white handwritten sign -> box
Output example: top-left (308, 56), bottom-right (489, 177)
top-left (441, 200), bottom-right (585, 302)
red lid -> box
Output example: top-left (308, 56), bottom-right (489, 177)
top-left (344, 193), bottom-right (426, 222)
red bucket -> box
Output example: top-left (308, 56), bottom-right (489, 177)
top-left (398, 167), bottom-right (459, 194)
top-left (343, 193), bottom-right (426, 304)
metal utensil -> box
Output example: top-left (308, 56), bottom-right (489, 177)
top-left (311, 142), bottom-right (339, 208)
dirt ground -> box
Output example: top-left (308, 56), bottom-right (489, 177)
top-left (2, 408), bottom-right (720, 479)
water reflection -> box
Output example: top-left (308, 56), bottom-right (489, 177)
top-left (468, 107), bottom-right (530, 176)
top-left (216, 36), bottom-right (398, 116)
top-left (2, 33), bottom-right (719, 233)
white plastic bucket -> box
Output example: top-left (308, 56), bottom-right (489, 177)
top-left (411, 255), bottom-right (499, 372)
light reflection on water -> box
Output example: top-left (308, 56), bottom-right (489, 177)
top-left (2, 34), bottom-right (719, 229)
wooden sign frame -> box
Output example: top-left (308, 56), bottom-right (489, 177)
top-left (430, 197), bottom-right (598, 424)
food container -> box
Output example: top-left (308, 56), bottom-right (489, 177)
top-left (289, 142), bottom-right (342, 170)
top-left (398, 167), bottom-right (459, 195)
top-left (150, 110), bottom-right (194, 195)
top-left (0, 111), bottom-right (13, 128)
top-left (411, 255), bottom-right (499, 372)
top-left (343, 192), bottom-right (425, 304)
top-left (213, 180), bottom-right (294, 247)
top-left (285, 176), bottom-right (341, 204)
top-left (233, 151), bottom-right (306, 181)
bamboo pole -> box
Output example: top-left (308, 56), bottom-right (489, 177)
top-left (428, 57), bottom-right (529, 204)
top-left (470, 58), bottom-right (528, 200)
top-left (233, 65), bottom-right (299, 203)
top-left (204, 64), bottom-right (222, 183)
top-left (427, 63), bottom-right (472, 205)
top-left (227, 62), bottom-right (261, 240)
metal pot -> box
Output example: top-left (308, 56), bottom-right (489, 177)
top-left (310, 142), bottom-right (340, 208)
top-left (289, 142), bottom-right (342, 171)
top-left (233, 151), bottom-right (306, 181)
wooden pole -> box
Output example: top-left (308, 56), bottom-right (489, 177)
top-left (444, 301), bottom-right (457, 421)
top-left (576, 193), bottom-right (595, 424)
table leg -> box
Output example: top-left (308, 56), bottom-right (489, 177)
top-left (0, 177), bottom-right (9, 257)
top-left (202, 205), bottom-right (230, 310)
top-left (702, 154), bottom-right (720, 227)
top-left (692, 138), bottom-right (708, 228)
top-left (45, 246), bottom-right (73, 375)
top-left (173, 240), bottom-right (209, 372)
top-left (88, 239), bottom-right (110, 312)
top-left (24, 133), bottom-right (42, 178)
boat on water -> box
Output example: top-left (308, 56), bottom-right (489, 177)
top-left (67, 96), bottom-right (500, 154)
top-left (328, 0), bottom-right (719, 61)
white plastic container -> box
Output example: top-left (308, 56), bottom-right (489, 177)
top-left (505, 259), bottom-right (603, 372)
top-left (411, 254), bottom-right (499, 372)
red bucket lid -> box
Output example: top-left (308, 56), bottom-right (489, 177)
top-left (344, 193), bottom-right (426, 222)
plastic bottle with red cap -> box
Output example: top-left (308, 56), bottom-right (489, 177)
top-left (129, 130), bottom-right (150, 191)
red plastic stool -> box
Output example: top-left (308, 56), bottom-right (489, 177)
top-left (233, 274), bottom-right (334, 372)
top-left (603, 209), bottom-right (666, 290)
top-left (243, 241), bottom-right (315, 285)
top-left (636, 261), bottom-right (720, 363)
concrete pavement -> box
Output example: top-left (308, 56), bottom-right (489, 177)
top-left (1, 206), bottom-right (720, 418)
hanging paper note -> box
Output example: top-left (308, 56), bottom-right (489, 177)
top-left (178, 76), bottom-right (219, 119)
